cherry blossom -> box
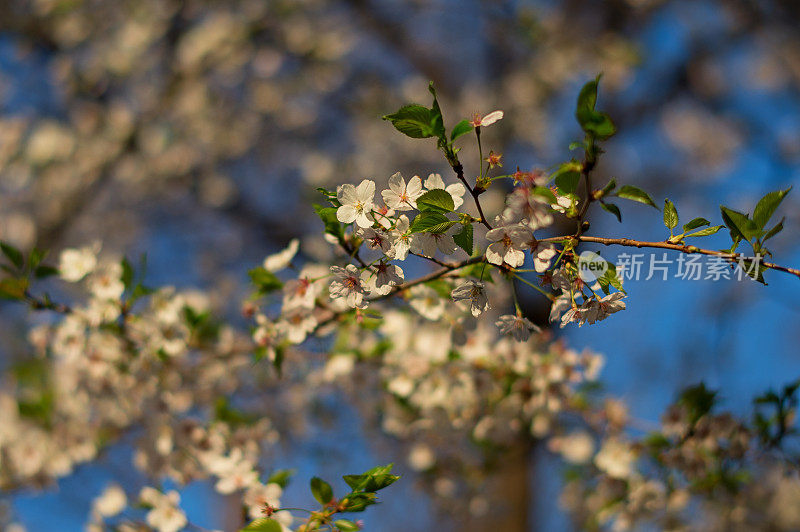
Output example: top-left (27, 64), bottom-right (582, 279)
top-left (381, 172), bottom-right (423, 211)
top-left (336, 179), bottom-right (376, 228)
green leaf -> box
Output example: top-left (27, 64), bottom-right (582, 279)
top-left (334, 520), bottom-right (361, 531)
top-left (753, 187), bottom-right (791, 230)
top-left (310, 477), bottom-right (334, 505)
top-left (248, 267), bottom-right (283, 294)
top-left (240, 518), bottom-right (282, 532)
top-left (685, 225), bottom-right (723, 237)
top-left (600, 201), bottom-right (621, 222)
top-left (267, 469), bottom-right (295, 489)
top-left (453, 223), bottom-right (473, 255)
top-left (0, 277), bottom-right (28, 300)
top-left (720, 206), bottom-right (760, 242)
top-left (410, 212), bottom-right (455, 234)
top-left (599, 178), bottom-right (617, 197)
top-left (121, 257), bottom-right (134, 291)
top-left (28, 247), bottom-right (46, 270)
top-left (663, 199), bottom-right (679, 230)
top-left (450, 119), bottom-right (473, 142)
top-left (552, 162), bottom-right (582, 195)
top-left (615, 185), bottom-right (657, 208)
top-left (762, 217), bottom-right (785, 242)
top-left (683, 218), bottom-right (710, 232)
top-left (416, 189), bottom-right (455, 213)
top-left (531, 186), bottom-right (557, 204)
top-left (382, 104), bottom-right (435, 139)
top-left (34, 265), bottom-right (59, 279)
top-left (0, 242), bottom-right (24, 270)
top-left (678, 383), bottom-right (717, 426)
top-left (340, 492), bottom-right (377, 512)
top-left (342, 465), bottom-right (400, 493)
top-left (427, 82), bottom-right (446, 142)
top-left (575, 75), bottom-right (616, 140)
top-left (313, 204), bottom-right (344, 241)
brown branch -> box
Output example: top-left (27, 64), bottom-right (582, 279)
top-left (452, 162), bottom-right (492, 230)
top-left (539, 235), bottom-right (800, 280)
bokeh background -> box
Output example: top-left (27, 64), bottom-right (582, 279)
top-left (1, 0), bottom-right (799, 530)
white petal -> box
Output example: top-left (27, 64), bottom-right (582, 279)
top-left (337, 205), bottom-right (357, 223)
top-left (480, 110), bottom-right (504, 126)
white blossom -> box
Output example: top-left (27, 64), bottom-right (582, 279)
top-left (381, 172), bottom-right (423, 211)
top-left (595, 438), bottom-right (635, 479)
top-left (451, 280), bottom-right (490, 317)
top-left (263, 239), bottom-right (299, 272)
top-left (58, 246), bottom-right (97, 282)
top-left (336, 179), bottom-right (376, 228)
top-left (388, 215), bottom-right (412, 261)
top-left (484, 222), bottom-right (531, 267)
top-left (329, 264), bottom-right (369, 308)
top-left (495, 314), bottom-right (540, 342)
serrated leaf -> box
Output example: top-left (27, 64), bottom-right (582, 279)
top-left (762, 217), bottom-right (784, 242)
top-left (683, 217), bottom-right (710, 232)
top-left (382, 104), bottom-right (435, 138)
top-left (410, 212), bottom-right (454, 233)
top-left (240, 518), bottom-right (282, 532)
top-left (720, 206), bottom-right (760, 242)
top-left (450, 119), bottom-right (473, 142)
top-left (753, 187), bottom-right (791, 230)
top-left (0, 242), bottom-right (24, 270)
top-left (416, 189), bottom-right (455, 213)
top-left (453, 223), bottom-right (473, 255)
top-left (310, 477), bottom-right (333, 505)
top-left (685, 225), bottom-right (723, 237)
top-left (663, 199), bottom-right (679, 230)
top-left (600, 201), bottom-right (621, 222)
top-left (615, 185), bottom-right (657, 208)
top-left (343, 464), bottom-right (400, 492)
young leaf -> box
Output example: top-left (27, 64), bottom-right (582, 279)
top-left (416, 189), bottom-right (455, 213)
top-left (267, 469), bottom-right (295, 489)
top-left (599, 178), bottom-right (617, 197)
top-left (427, 81), bottom-right (447, 142)
top-left (615, 185), bottom-right (657, 208)
top-left (762, 217), bottom-right (784, 242)
top-left (382, 104), bottom-right (435, 139)
top-left (410, 212), bottom-right (454, 233)
top-left (450, 119), bottom-right (473, 142)
top-left (575, 75), bottom-right (616, 140)
top-left (342, 464), bottom-right (400, 492)
top-left (453, 223), bottom-right (473, 255)
top-left (334, 519), bottom-right (361, 531)
top-left (249, 267), bottom-right (283, 294)
top-left (720, 206), bottom-right (761, 242)
top-left (683, 218), bottom-right (710, 233)
top-left (313, 204), bottom-right (344, 241)
top-left (552, 163), bottom-right (582, 195)
top-left (34, 265), bottom-right (59, 279)
top-left (240, 519), bottom-right (282, 532)
top-left (0, 277), bottom-right (28, 300)
top-left (663, 199), bottom-right (679, 231)
top-left (531, 186), bottom-right (557, 204)
top-left (310, 477), bottom-right (334, 505)
top-left (753, 187), bottom-right (791, 230)
top-left (600, 201), bottom-right (622, 222)
top-left (685, 225), bottom-right (723, 237)
top-left (0, 242), bottom-right (24, 270)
